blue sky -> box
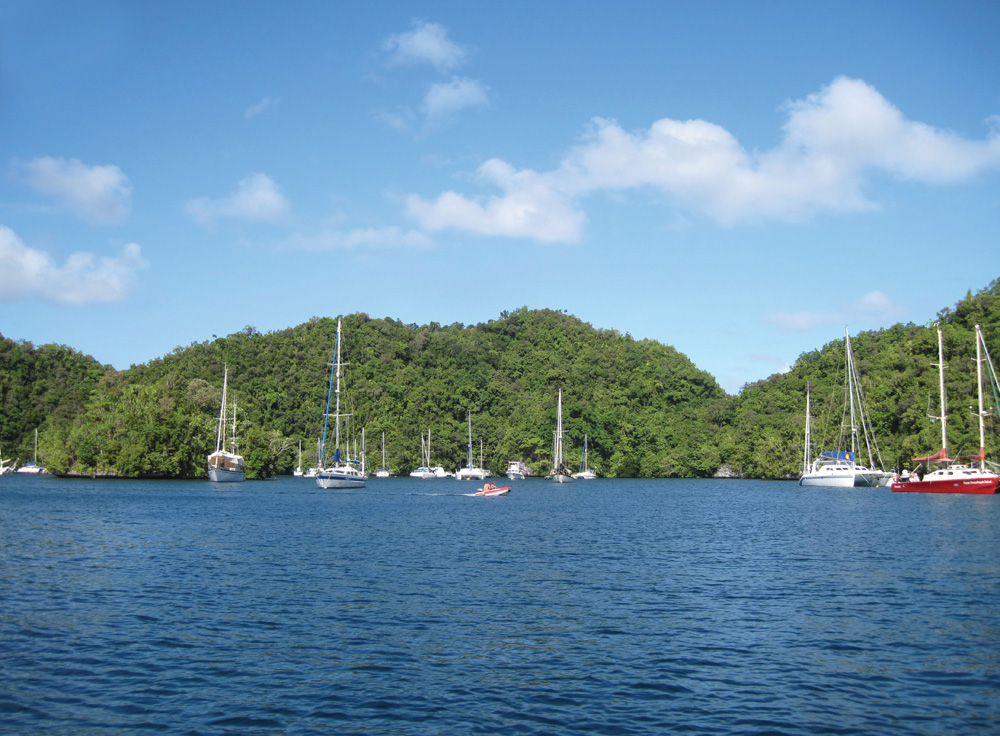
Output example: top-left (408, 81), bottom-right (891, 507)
top-left (2, 1), bottom-right (998, 393)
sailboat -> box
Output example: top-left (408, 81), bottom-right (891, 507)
top-left (572, 434), bottom-right (597, 479)
top-left (316, 318), bottom-right (366, 489)
top-left (15, 428), bottom-right (46, 474)
top-left (375, 431), bottom-right (391, 478)
top-left (293, 441), bottom-right (304, 477)
top-left (892, 325), bottom-right (999, 493)
top-left (207, 366), bottom-right (245, 482)
top-left (799, 328), bottom-right (892, 488)
top-left (547, 389), bottom-right (574, 483)
top-left (455, 413), bottom-right (488, 480)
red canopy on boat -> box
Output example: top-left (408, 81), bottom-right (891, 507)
top-left (912, 448), bottom-right (954, 463)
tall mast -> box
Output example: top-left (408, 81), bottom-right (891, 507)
top-left (556, 389), bottom-right (563, 471)
top-left (976, 324), bottom-right (986, 467)
top-left (334, 317), bottom-right (342, 459)
top-left (803, 384), bottom-right (811, 475)
top-left (467, 413), bottom-right (473, 467)
top-left (846, 328), bottom-right (857, 457)
top-left (935, 327), bottom-right (947, 455)
top-left (215, 366), bottom-right (228, 454)
top-left (231, 391), bottom-right (238, 454)
top-left (319, 320), bottom-right (341, 467)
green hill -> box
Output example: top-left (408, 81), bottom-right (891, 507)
top-left (5, 278), bottom-right (998, 480)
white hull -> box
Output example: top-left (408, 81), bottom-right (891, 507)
top-left (316, 467), bottom-right (366, 489)
top-left (799, 471), bottom-right (856, 488)
top-left (16, 464), bottom-right (45, 475)
top-left (572, 470), bottom-right (597, 480)
top-left (208, 466), bottom-right (245, 482)
top-left (375, 469), bottom-right (391, 478)
top-left (455, 466), bottom-right (488, 481)
top-left (551, 473), bottom-right (573, 483)
top-left (410, 467), bottom-right (435, 479)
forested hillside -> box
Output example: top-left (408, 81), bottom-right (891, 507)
top-left (726, 278), bottom-right (1000, 478)
top-left (28, 308), bottom-right (727, 479)
top-left (0, 338), bottom-right (110, 466)
top-left (5, 278), bottom-right (999, 480)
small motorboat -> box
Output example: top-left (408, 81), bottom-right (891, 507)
top-left (473, 484), bottom-right (510, 497)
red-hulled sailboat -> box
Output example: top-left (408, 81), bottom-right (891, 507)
top-left (892, 325), bottom-right (999, 494)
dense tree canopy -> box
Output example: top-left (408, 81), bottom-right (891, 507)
top-left (3, 278), bottom-right (998, 480)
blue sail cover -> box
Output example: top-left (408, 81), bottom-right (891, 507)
top-left (334, 448), bottom-right (340, 463)
top-left (820, 451), bottom-right (855, 462)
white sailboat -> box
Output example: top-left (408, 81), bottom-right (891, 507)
top-left (208, 366), bottom-right (245, 482)
top-left (572, 434), bottom-right (597, 479)
top-left (799, 328), bottom-right (892, 488)
top-left (375, 432), bottom-right (392, 477)
top-left (15, 428), bottom-right (46, 474)
top-left (293, 441), bottom-right (304, 477)
top-left (455, 413), bottom-right (488, 480)
top-left (548, 389), bottom-right (574, 483)
top-left (316, 318), bottom-right (366, 489)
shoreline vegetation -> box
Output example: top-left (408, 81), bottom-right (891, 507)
top-left (2, 278), bottom-right (998, 481)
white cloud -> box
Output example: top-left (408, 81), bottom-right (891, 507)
top-left (280, 226), bottom-right (433, 251)
top-left (245, 96), bottom-right (279, 120)
top-left (422, 77), bottom-right (488, 120)
top-left (406, 77), bottom-right (1000, 241)
top-left (185, 173), bottom-right (290, 226)
top-left (0, 225), bottom-right (147, 305)
top-left (766, 290), bottom-right (906, 331)
top-left (382, 20), bottom-right (466, 72)
top-left (13, 156), bottom-right (131, 224)
top-left (406, 159), bottom-right (585, 242)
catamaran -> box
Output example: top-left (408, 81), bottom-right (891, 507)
top-left (316, 318), bottom-right (366, 489)
top-left (799, 328), bottom-right (892, 488)
top-left (207, 366), bottom-right (245, 482)
top-left (892, 325), bottom-right (999, 494)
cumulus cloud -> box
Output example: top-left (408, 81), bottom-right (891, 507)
top-left (766, 290), bottom-right (906, 331)
top-left (406, 77), bottom-right (1000, 241)
top-left (13, 156), bottom-right (131, 224)
top-left (279, 226), bottom-right (433, 251)
top-left (382, 20), bottom-right (466, 72)
top-left (422, 77), bottom-right (488, 120)
top-left (185, 173), bottom-right (291, 226)
top-left (0, 225), bottom-right (147, 305)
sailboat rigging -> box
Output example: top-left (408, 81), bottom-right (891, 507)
top-left (316, 318), bottom-right (366, 489)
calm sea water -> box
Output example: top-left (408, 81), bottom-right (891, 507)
top-left (2, 475), bottom-right (998, 735)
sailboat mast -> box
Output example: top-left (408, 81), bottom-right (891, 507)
top-left (556, 389), bottom-right (563, 470)
top-left (976, 324), bottom-right (986, 467)
top-left (803, 384), bottom-right (812, 475)
top-left (936, 327), bottom-right (948, 455)
top-left (215, 366), bottom-right (228, 454)
top-left (334, 318), bottom-right (342, 458)
top-left (319, 324), bottom-right (339, 468)
top-left (467, 414), bottom-right (473, 467)
top-left (846, 328), bottom-right (858, 456)
top-left (231, 391), bottom-right (238, 454)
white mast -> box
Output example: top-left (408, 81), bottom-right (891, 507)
top-left (334, 318), bottom-right (342, 459)
top-left (556, 389), bottom-right (564, 472)
top-left (846, 328), bottom-right (858, 458)
top-left (803, 384), bottom-right (811, 476)
top-left (215, 366), bottom-right (228, 454)
top-left (976, 324), bottom-right (986, 467)
top-left (467, 413), bottom-right (473, 468)
top-left (935, 327), bottom-right (947, 455)
top-left (231, 390), bottom-right (238, 454)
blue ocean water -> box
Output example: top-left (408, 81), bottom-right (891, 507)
top-left (1, 475), bottom-right (999, 735)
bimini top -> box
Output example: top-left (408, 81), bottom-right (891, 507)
top-left (819, 451), bottom-right (855, 462)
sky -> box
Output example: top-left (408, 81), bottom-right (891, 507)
top-left (1, 1), bottom-right (999, 394)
